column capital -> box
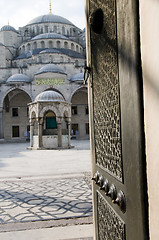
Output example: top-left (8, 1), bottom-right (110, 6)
top-left (65, 117), bottom-right (71, 124)
top-left (29, 119), bottom-right (34, 125)
top-left (56, 117), bottom-right (62, 124)
top-left (37, 117), bottom-right (43, 125)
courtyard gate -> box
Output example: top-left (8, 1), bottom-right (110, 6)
top-left (85, 0), bottom-right (149, 239)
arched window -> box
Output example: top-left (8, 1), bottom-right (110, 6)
top-left (67, 30), bottom-right (69, 36)
top-left (32, 27), bottom-right (35, 36)
top-left (33, 42), bottom-right (37, 49)
top-left (49, 41), bottom-right (53, 48)
top-left (62, 26), bottom-right (65, 35)
top-left (45, 25), bottom-right (48, 33)
top-left (49, 55), bottom-right (53, 63)
top-left (57, 41), bottom-right (61, 48)
top-left (76, 45), bottom-right (79, 52)
top-left (26, 43), bottom-right (31, 51)
top-left (64, 41), bottom-right (68, 49)
top-left (70, 28), bottom-right (73, 36)
top-left (36, 26), bottom-right (39, 34)
top-left (45, 111), bottom-right (57, 130)
top-left (41, 41), bottom-right (45, 49)
top-left (40, 28), bottom-right (43, 34)
top-left (71, 43), bottom-right (75, 51)
top-left (54, 26), bottom-right (57, 33)
top-left (22, 45), bottom-right (25, 53)
top-left (75, 60), bottom-right (79, 67)
top-left (60, 56), bottom-right (64, 62)
top-left (38, 56), bottom-right (42, 63)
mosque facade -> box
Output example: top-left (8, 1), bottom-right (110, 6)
top-left (0, 8), bottom-right (89, 145)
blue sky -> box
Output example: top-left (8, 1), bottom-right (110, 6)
top-left (0, 0), bottom-right (86, 30)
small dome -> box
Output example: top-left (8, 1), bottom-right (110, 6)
top-left (6, 74), bottom-right (32, 83)
top-left (27, 14), bottom-right (74, 26)
top-left (1, 25), bottom-right (18, 33)
top-left (70, 73), bottom-right (84, 82)
top-left (35, 90), bottom-right (65, 102)
top-left (35, 64), bottom-right (66, 75)
top-left (32, 33), bottom-right (68, 41)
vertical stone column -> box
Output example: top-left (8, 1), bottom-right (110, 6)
top-left (57, 117), bottom-right (62, 148)
top-left (0, 107), bottom-right (4, 139)
top-left (67, 119), bottom-right (71, 147)
top-left (30, 121), bottom-right (34, 148)
top-left (38, 118), bottom-right (43, 149)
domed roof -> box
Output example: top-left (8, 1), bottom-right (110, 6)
top-left (35, 90), bottom-right (65, 102)
top-left (27, 14), bottom-right (74, 26)
top-left (1, 25), bottom-right (18, 33)
top-left (32, 33), bottom-right (68, 41)
top-left (6, 74), bottom-right (32, 83)
top-left (70, 73), bottom-right (84, 82)
top-left (35, 64), bottom-right (66, 75)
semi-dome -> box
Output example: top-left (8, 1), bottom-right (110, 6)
top-left (32, 33), bottom-right (68, 41)
top-left (27, 14), bottom-right (74, 26)
top-left (6, 74), bottom-right (32, 83)
top-left (35, 64), bottom-right (66, 75)
top-left (35, 90), bottom-right (65, 102)
top-left (70, 73), bottom-right (84, 82)
top-left (1, 25), bottom-right (18, 33)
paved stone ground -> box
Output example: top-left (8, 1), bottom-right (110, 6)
top-left (0, 140), bottom-right (93, 239)
top-left (0, 174), bottom-right (92, 225)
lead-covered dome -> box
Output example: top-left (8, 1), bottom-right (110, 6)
top-left (35, 64), bottom-right (66, 75)
top-left (1, 25), bottom-right (18, 33)
top-left (35, 90), bottom-right (65, 102)
top-left (27, 14), bottom-right (74, 26)
top-left (32, 33), bottom-right (68, 41)
top-left (6, 74), bottom-right (32, 83)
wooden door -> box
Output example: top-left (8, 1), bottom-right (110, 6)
top-left (85, 0), bottom-right (149, 239)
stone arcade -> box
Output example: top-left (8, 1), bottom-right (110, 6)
top-left (0, 5), bottom-right (89, 145)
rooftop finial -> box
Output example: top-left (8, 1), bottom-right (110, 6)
top-left (8, 20), bottom-right (10, 25)
top-left (49, 0), bottom-right (52, 14)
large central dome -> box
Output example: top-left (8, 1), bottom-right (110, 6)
top-left (27, 14), bottom-right (74, 26)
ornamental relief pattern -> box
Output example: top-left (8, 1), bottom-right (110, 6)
top-left (90, 0), bottom-right (122, 180)
top-left (97, 192), bottom-right (125, 240)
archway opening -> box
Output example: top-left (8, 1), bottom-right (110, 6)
top-left (71, 87), bottom-right (89, 140)
top-left (3, 89), bottom-right (32, 140)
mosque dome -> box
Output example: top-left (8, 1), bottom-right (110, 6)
top-left (6, 74), bottom-right (32, 83)
top-left (27, 14), bottom-right (74, 26)
top-left (1, 25), bottom-right (18, 33)
top-left (35, 64), bottom-right (66, 75)
top-left (32, 33), bottom-right (68, 41)
top-left (35, 90), bottom-right (65, 102)
top-left (70, 73), bottom-right (84, 82)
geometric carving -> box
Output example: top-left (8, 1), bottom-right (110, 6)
top-left (36, 78), bottom-right (65, 85)
top-left (90, 0), bottom-right (123, 180)
top-left (97, 192), bottom-right (125, 240)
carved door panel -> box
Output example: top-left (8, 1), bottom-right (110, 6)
top-left (85, 0), bottom-right (149, 239)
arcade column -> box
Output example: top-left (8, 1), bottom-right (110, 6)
top-left (57, 117), bottom-right (62, 148)
top-left (38, 118), bottom-right (43, 149)
top-left (0, 107), bottom-right (4, 139)
top-left (29, 120), bottom-right (34, 148)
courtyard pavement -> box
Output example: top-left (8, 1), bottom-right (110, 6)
top-left (0, 140), bottom-right (93, 239)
